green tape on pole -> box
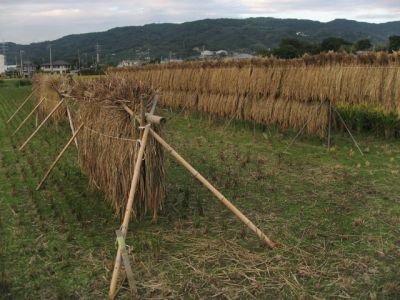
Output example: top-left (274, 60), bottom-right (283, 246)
top-left (117, 236), bottom-right (126, 249)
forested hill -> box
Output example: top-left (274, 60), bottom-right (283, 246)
top-left (4, 17), bottom-right (400, 65)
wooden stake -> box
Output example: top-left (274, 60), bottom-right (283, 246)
top-left (36, 123), bottom-right (83, 190)
top-left (140, 97), bottom-right (146, 127)
top-left (6, 90), bottom-right (35, 123)
top-left (109, 125), bottom-right (151, 299)
top-left (115, 230), bottom-right (138, 297)
top-left (19, 99), bottom-right (65, 151)
top-left (334, 107), bottom-right (364, 156)
top-left (12, 97), bottom-right (45, 136)
top-left (66, 106), bottom-right (79, 149)
top-left (149, 128), bottom-right (276, 249)
top-left (327, 100), bottom-right (332, 150)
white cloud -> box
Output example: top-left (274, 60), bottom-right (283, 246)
top-left (0, 0), bottom-right (398, 43)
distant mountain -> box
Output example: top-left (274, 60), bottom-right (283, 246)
top-left (3, 18), bottom-right (400, 66)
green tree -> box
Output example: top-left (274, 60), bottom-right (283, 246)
top-left (388, 36), bottom-right (400, 52)
top-left (149, 57), bottom-right (161, 64)
top-left (272, 44), bottom-right (299, 59)
top-left (272, 38), bottom-right (320, 59)
top-left (321, 37), bottom-right (352, 52)
top-left (355, 39), bottom-right (372, 51)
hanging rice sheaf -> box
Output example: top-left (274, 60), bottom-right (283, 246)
top-left (111, 51), bottom-right (400, 136)
top-left (32, 74), bottom-right (69, 122)
top-left (71, 76), bottom-right (165, 220)
top-left (33, 74), bottom-right (165, 220)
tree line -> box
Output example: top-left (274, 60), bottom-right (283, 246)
top-left (262, 36), bottom-right (400, 59)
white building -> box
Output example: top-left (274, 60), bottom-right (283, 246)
top-left (117, 60), bottom-right (143, 68)
top-left (0, 54), bottom-right (5, 74)
top-left (200, 50), bottom-right (215, 58)
top-left (161, 58), bottom-right (184, 64)
top-left (231, 53), bottom-right (255, 59)
top-left (216, 50), bottom-right (228, 56)
top-left (41, 60), bottom-right (71, 74)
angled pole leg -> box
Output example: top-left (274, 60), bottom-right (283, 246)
top-left (149, 128), bottom-right (276, 249)
top-left (109, 125), bottom-right (150, 299)
top-left (66, 106), bottom-right (79, 149)
top-left (7, 90), bottom-right (35, 123)
top-left (327, 101), bottom-right (332, 150)
top-left (36, 123), bottom-right (83, 191)
top-left (334, 107), bottom-right (364, 156)
top-left (12, 97), bottom-right (46, 136)
top-left (115, 230), bottom-right (138, 297)
top-left (19, 99), bottom-right (65, 151)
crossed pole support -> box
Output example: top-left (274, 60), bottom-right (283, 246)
top-left (109, 96), bottom-right (276, 299)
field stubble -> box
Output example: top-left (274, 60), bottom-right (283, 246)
top-left (0, 84), bottom-right (399, 298)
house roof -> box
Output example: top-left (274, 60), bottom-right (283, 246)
top-left (16, 61), bottom-right (35, 66)
top-left (42, 60), bottom-right (70, 66)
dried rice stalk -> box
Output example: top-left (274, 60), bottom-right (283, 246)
top-left (33, 74), bottom-right (166, 220)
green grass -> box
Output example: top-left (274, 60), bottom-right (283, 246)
top-left (0, 85), bottom-right (399, 299)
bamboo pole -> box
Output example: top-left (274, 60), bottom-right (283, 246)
top-left (36, 123), bottom-right (83, 191)
top-left (334, 107), bottom-right (364, 156)
top-left (140, 97), bottom-right (146, 127)
top-left (12, 97), bottom-right (46, 136)
top-left (115, 230), bottom-right (138, 297)
top-left (19, 99), bottom-right (65, 151)
top-left (120, 103), bottom-right (164, 125)
top-left (66, 106), bottom-right (79, 149)
top-left (109, 125), bottom-right (151, 299)
top-left (7, 90), bottom-right (35, 123)
top-left (283, 101), bottom-right (324, 154)
top-left (327, 101), bottom-right (332, 150)
top-left (149, 128), bottom-right (276, 249)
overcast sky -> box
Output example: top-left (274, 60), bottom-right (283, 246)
top-left (1, 0), bottom-right (399, 44)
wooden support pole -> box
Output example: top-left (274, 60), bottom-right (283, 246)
top-left (140, 97), bottom-right (146, 127)
top-left (121, 103), bottom-right (134, 118)
top-left (7, 90), bottom-right (35, 123)
top-left (120, 103), bottom-right (165, 125)
top-left (36, 123), bottom-right (83, 191)
top-left (109, 125), bottom-right (151, 299)
top-left (115, 230), bottom-right (138, 297)
top-left (12, 97), bottom-right (46, 136)
top-left (19, 99), bottom-right (65, 151)
top-left (66, 106), bottom-right (79, 149)
top-left (327, 100), bottom-right (332, 150)
top-left (149, 95), bottom-right (159, 115)
top-left (149, 128), bottom-right (276, 249)
top-left (145, 113), bottom-right (166, 125)
top-left (334, 107), bottom-right (364, 156)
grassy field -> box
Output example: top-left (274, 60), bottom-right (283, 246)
top-left (0, 82), bottom-right (399, 299)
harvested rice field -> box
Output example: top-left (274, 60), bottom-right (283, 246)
top-left (1, 80), bottom-right (400, 299)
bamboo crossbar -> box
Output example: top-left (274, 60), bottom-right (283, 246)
top-left (12, 97), bottom-right (46, 136)
top-left (19, 99), bottom-right (65, 151)
top-left (36, 123), bottom-right (83, 190)
top-left (7, 90), bottom-right (35, 123)
top-left (149, 128), bottom-right (276, 249)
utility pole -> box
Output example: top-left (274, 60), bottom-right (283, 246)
top-left (47, 44), bottom-right (53, 73)
top-left (95, 43), bottom-right (100, 65)
top-left (1, 42), bottom-right (7, 58)
top-left (77, 49), bottom-right (81, 71)
top-left (19, 50), bottom-right (24, 77)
